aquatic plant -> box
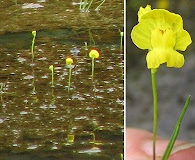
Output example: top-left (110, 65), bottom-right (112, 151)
top-left (66, 57), bottom-right (73, 93)
top-left (49, 65), bottom-right (54, 87)
top-left (84, 42), bottom-right (88, 56)
top-left (89, 49), bottom-right (99, 81)
top-left (79, 0), bottom-right (106, 12)
top-left (31, 31), bottom-right (36, 61)
top-left (84, 42), bottom-right (88, 50)
top-left (131, 5), bottom-right (192, 160)
top-left (79, 0), bottom-right (88, 11)
top-left (119, 29), bottom-right (124, 50)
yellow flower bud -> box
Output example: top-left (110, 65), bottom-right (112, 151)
top-left (32, 31), bottom-right (36, 36)
top-left (49, 65), bottom-right (53, 71)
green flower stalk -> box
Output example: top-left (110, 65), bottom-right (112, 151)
top-left (31, 31), bottom-right (36, 61)
top-left (131, 5), bottom-right (192, 160)
top-left (89, 49), bottom-right (99, 81)
top-left (49, 65), bottom-right (54, 87)
top-left (66, 57), bottom-right (73, 93)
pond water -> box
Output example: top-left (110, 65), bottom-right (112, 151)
top-left (0, 1), bottom-right (124, 160)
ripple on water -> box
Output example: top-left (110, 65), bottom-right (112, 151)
top-left (78, 146), bottom-right (101, 154)
top-left (22, 3), bottom-right (44, 9)
top-left (23, 75), bottom-right (34, 80)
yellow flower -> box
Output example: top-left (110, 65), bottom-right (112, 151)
top-left (66, 57), bottom-right (73, 65)
top-left (89, 49), bottom-right (100, 59)
top-left (131, 6), bottom-right (192, 69)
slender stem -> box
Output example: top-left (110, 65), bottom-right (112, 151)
top-left (91, 58), bottom-right (94, 81)
top-left (89, 31), bottom-right (95, 46)
top-left (68, 66), bottom-right (72, 93)
top-left (162, 95), bottom-right (191, 160)
top-left (31, 35), bottom-right (36, 61)
top-left (86, 0), bottom-right (94, 11)
top-left (82, 0), bottom-right (88, 10)
top-left (79, 0), bottom-right (82, 10)
top-left (151, 68), bottom-right (158, 160)
top-left (95, 0), bottom-right (106, 11)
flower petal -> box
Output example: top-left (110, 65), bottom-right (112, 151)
top-left (146, 50), bottom-right (184, 68)
top-left (151, 28), bottom-right (176, 49)
top-left (175, 29), bottom-right (192, 51)
top-left (131, 24), bottom-right (152, 50)
top-left (138, 5), bottom-right (151, 22)
top-left (166, 50), bottom-right (184, 67)
top-left (146, 50), bottom-right (167, 68)
top-left (140, 9), bottom-right (183, 32)
top-left (131, 9), bottom-right (184, 51)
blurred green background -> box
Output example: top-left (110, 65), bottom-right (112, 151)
top-left (126, 0), bottom-right (195, 141)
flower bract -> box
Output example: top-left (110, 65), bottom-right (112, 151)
top-left (131, 5), bottom-right (192, 69)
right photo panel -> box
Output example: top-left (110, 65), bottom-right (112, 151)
top-left (126, 0), bottom-right (195, 159)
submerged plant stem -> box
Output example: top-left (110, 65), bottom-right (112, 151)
top-left (151, 68), bottom-right (158, 160)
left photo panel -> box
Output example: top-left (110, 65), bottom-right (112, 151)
top-left (0, 0), bottom-right (124, 160)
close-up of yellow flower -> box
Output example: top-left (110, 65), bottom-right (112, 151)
top-left (131, 5), bottom-right (192, 69)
